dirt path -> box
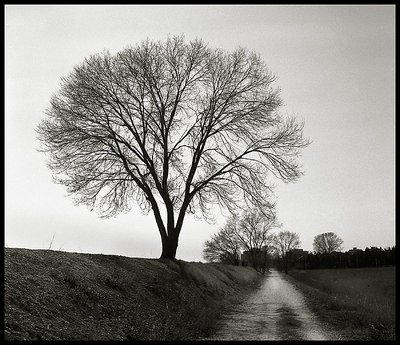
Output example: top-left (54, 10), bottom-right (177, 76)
top-left (205, 270), bottom-right (333, 340)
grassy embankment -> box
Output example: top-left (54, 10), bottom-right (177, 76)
top-left (4, 248), bottom-right (262, 341)
top-left (287, 267), bottom-right (396, 340)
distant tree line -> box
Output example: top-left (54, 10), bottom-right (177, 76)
top-left (287, 246), bottom-right (396, 270)
top-left (204, 224), bottom-right (395, 273)
top-left (203, 209), bottom-right (304, 273)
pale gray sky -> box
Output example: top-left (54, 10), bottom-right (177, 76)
top-left (5, 5), bottom-right (395, 261)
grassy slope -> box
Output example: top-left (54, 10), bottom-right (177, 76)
top-left (287, 267), bottom-right (396, 340)
top-left (4, 248), bottom-right (261, 341)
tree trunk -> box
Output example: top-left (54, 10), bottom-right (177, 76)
top-left (160, 231), bottom-right (179, 259)
top-left (283, 255), bottom-right (288, 274)
top-left (158, 201), bottom-right (187, 260)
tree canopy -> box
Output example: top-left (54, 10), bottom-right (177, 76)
top-left (313, 232), bottom-right (344, 254)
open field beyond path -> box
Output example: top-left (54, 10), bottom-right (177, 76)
top-left (288, 267), bottom-right (396, 340)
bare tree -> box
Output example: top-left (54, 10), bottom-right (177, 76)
top-left (313, 232), bottom-right (344, 254)
top-left (203, 208), bottom-right (277, 271)
top-left (37, 36), bottom-right (309, 259)
top-left (273, 231), bottom-right (301, 273)
top-left (234, 208), bottom-right (278, 272)
top-left (203, 217), bottom-right (242, 264)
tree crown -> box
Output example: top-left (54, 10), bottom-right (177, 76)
top-left (37, 36), bottom-right (309, 224)
top-left (313, 232), bottom-right (344, 253)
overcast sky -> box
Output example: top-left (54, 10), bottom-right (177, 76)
top-left (5, 5), bottom-right (395, 261)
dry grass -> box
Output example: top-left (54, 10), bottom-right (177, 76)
top-left (4, 248), bottom-right (262, 341)
top-left (287, 267), bottom-right (396, 340)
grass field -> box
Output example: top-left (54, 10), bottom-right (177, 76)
top-left (4, 248), bottom-right (262, 340)
top-left (287, 267), bottom-right (396, 340)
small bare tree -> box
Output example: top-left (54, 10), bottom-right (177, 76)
top-left (273, 230), bottom-right (301, 273)
top-left (37, 36), bottom-right (309, 259)
top-left (313, 232), bottom-right (344, 254)
top-left (234, 208), bottom-right (278, 272)
top-left (203, 217), bottom-right (242, 264)
top-left (203, 208), bottom-right (277, 272)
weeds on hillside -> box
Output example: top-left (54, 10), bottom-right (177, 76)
top-left (5, 248), bottom-right (261, 341)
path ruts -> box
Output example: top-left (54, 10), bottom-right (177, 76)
top-left (205, 270), bottom-right (332, 340)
